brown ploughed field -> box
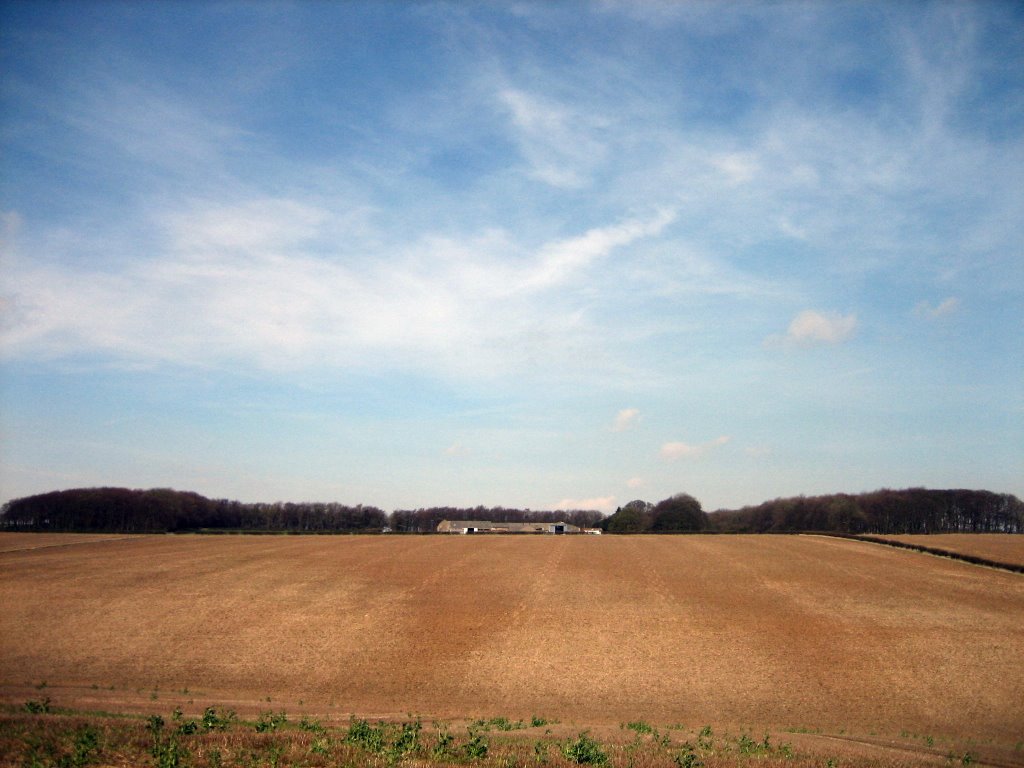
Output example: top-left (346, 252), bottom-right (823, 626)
top-left (1, 533), bottom-right (1022, 764)
top-left (876, 533), bottom-right (1024, 567)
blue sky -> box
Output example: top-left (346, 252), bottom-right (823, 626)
top-left (1, 1), bottom-right (1021, 513)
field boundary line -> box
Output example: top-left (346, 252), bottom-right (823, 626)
top-left (0, 534), bottom-right (149, 555)
top-left (802, 732), bottom-right (1024, 768)
top-left (805, 533), bottom-right (1024, 574)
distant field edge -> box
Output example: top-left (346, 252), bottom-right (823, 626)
top-left (815, 533), bottom-right (1024, 574)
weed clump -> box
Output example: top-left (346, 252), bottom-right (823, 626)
top-left (562, 732), bottom-right (608, 765)
top-left (625, 720), bottom-right (654, 735)
top-left (432, 725), bottom-right (455, 759)
top-left (697, 725), bottom-right (714, 750)
top-left (297, 714), bottom-right (325, 734)
top-left (254, 710), bottom-right (287, 733)
top-left (201, 706), bottom-right (236, 732)
top-left (309, 735), bottom-right (331, 755)
top-left (148, 714), bottom-right (186, 768)
top-left (674, 741), bottom-right (703, 768)
top-left (736, 731), bottom-right (772, 755)
top-left (473, 715), bottom-right (527, 732)
top-left (464, 727), bottom-right (489, 760)
top-left (390, 718), bottom-right (422, 760)
top-left (345, 716), bottom-right (387, 753)
top-left (24, 698), bottom-right (52, 714)
top-left (34, 724), bottom-right (103, 768)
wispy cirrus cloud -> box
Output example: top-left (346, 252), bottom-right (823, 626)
top-left (765, 310), bottom-right (858, 348)
top-left (444, 442), bottom-right (470, 457)
top-left (498, 87), bottom-right (609, 188)
top-left (0, 200), bottom-right (676, 381)
top-left (611, 408), bottom-right (640, 432)
top-left (518, 209), bottom-right (675, 291)
top-left (711, 152), bottom-right (760, 186)
top-left (914, 297), bottom-right (960, 320)
top-left (660, 435), bottom-right (730, 460)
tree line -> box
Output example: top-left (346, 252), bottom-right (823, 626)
top-left (707, 488), bottom-right (1024, 534)
top-left (586, 488), bottom-right (1023, 534)
top-left (0, 488), bottom-right (603, 534)
top-left (0, 486), bottom-right (1020, 534)
top-left (0, 488), bottom-right (389, 533)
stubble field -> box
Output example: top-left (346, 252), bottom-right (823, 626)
top-left (1, 533), bottom-right (1023, 765)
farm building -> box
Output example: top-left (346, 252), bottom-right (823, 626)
top-left (437, 520), bottom-right (582, 534)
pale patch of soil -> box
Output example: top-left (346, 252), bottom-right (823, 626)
top-left (1, 534), bottom-right (1022, 752)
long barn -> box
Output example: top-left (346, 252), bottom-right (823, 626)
top-left (437, 520), bottom-right (582, 534)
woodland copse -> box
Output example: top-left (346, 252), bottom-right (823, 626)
top-left (1, 486), bottom-right (1020, 535)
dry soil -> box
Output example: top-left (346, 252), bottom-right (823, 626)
top-left (1, 533), bottom-right (1021, 746)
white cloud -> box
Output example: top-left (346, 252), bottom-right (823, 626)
top-left (164, 198), bottom-right (330, 253)
top-left (626, 476), bottom-right (644, 489)
top-left (914, 297), bottom-right (960, 319)
top-left (612, 408), bottom-right (640, 432)
top-left (498, 88), bottom-right (609, 188)
top-left (660, 435), bottom-right (730, 460)
top-left (0, 201), bottom-right (676, 382)
top-left (554, 495), bottom-right (617, 513)
top-left (780, 310), bottom-right (858, 347)
top-left (711, 152), bottom-right (760, 185)
top-left (518, 208), bottom-right (675, 291)
top-left (660, 442), bottom-right (701, 459)
top-left (776, 216), bottom-right (809, 240)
